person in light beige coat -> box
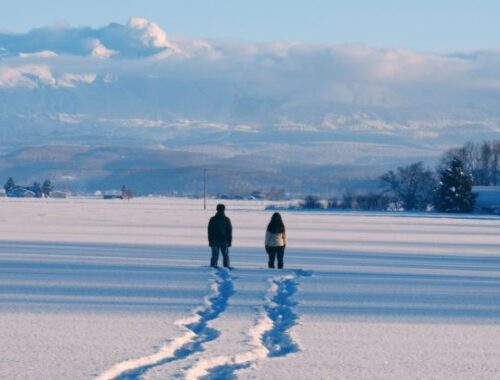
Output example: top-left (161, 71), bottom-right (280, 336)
top-left (265, 212), bottom-right (287, 269)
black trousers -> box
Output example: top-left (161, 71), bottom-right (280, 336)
top-left (266, 246), bottom-right (285, 269)
top-left (210, 244), bottom-right (230, 268)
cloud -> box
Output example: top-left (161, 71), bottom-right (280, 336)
top-left (87, 39), bottom-right (117, 59)
top-left (0, 17), bottom-right (486, 90)
top-left (125, 18), bottom-right (172, 49)
top-left (19, 50), bottom-right (58, 58)
top-left (1, 18), bottom-right (500, 125)
top-left (0, 18), bottom-right (177, 58)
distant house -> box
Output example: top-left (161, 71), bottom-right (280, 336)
top-left (103, 190), bottom-right (123, 200)
top-left (104, 194), bottom-right (123, 200)
top-left (8, 187), bottom-right (36, 198)
top-left (51, 191), bottom-right (68, 199)
top-left (473, 186), bottom-right (500, 214)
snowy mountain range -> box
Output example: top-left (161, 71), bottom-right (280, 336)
top-left (1, 18), bottom-right (500, 194)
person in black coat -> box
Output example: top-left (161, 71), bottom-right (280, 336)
top-left (208, 204), bottom-right (232, 268)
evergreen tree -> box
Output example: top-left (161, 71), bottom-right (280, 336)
top-left (435, 157), bottom-right (476, 213)
top-left (31, 181), bottom-right (42, 198)
top-left (4, 177), bottom-right (15, 193)
top-left (42, 179), bottom-right (54, 197)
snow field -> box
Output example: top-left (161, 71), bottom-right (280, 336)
top-left (1, 197), bottom-right (500, 379)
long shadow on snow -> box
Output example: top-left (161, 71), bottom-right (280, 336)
top-left (115, 268), bottom-right (235, 380)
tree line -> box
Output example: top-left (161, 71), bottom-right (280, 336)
top-left (443, 140), bottom-right (500, 186)
top-left (3, 177), bottom-right (54, 198)
top-left (379, 157), bottom-right (475, 213)
top-left (300, 140), bottom-right (499, 214)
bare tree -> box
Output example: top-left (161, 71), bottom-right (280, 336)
top-left (121, 185), bottom-right (134, 200)
top-left (342, 192), bottom-right (356, 209)
top-left (479, 142), bottom-right (492, 185)
top-left (300, 195), bottom-right (322, 209)
top-left (492, 141), bottom-right (500, 185)
top-left (442, 140), bottom-right (500, 186)
top-left (380, 162), bottom-right (436, 211)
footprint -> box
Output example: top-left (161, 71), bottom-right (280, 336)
top-left (185, 269), bottom-right (312, 380)
top-left (96, 268), bottom-right (234, 380)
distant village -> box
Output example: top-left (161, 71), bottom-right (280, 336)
top-left (1, 177), bottom-right (133, 200)
top-left (2, 137), bottom-right (500, 217)
top-left (2, 177), bottom-right (65, 198)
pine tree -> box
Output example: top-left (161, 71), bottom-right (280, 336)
top-left (435, 157), bottom-right (476, 213)
top-left (31, 181), bottom-right (42, 198)
top-left (42, 179), bottom-right (54, 197)
top-left (4, 177), bottom-right (15, 193)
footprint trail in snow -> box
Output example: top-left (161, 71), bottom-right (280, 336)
top-left (185, 269), bottom-right (312, 380)
top-left (96, 268), bottom-right (234, 380)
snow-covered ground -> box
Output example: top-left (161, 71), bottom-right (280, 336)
top-left (1, 197), bottom-right (499, 379)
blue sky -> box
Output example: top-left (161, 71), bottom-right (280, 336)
top-left (2, 0), bottom-right (500, 51)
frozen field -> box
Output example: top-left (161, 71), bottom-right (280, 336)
top-left (1, 197), bottom-right (500, 379)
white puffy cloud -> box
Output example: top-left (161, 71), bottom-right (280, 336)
top-left (19, 50), bottom-right (58, 58)
top-left (125, 18), bottom-right (172, 49)
top-left (0, 18), bottom-right (487, 91)
top-left (87, 39), bottom-right (117, 59)
top-left (1, 19), bottom-right (500, 131)
top-left (0, 18), bottom-right (177, 58)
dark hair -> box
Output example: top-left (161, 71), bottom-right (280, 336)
top-left (216, 203), bottom-right (226, 212)
top-left (267, 212), bottom-right (285, 234)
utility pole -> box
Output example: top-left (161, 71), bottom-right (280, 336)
top-left (203, 168), bottom-right (207, 210)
